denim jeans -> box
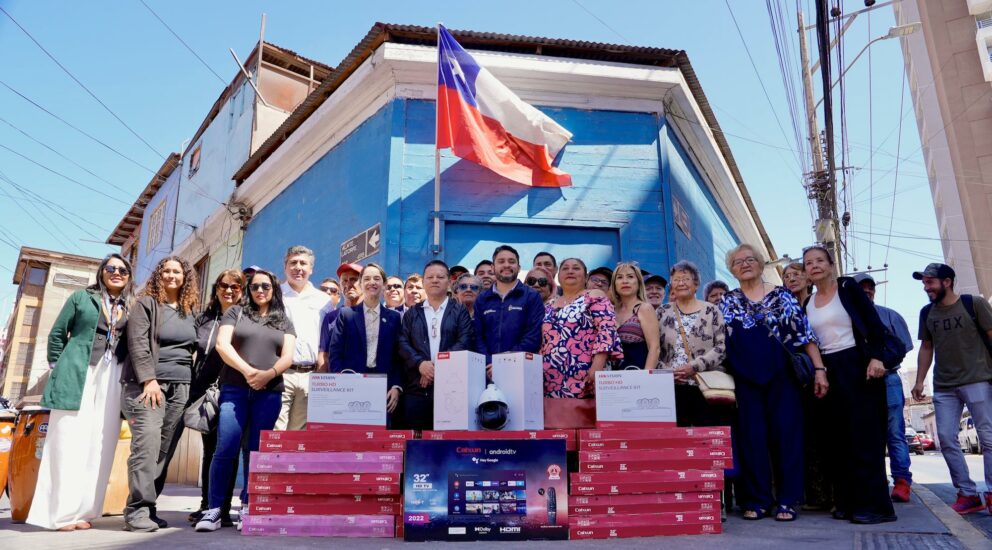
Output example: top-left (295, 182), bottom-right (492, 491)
top-left (885, 371), bottom-right (912, 483)
top-left (208, 384), bottom-right (281, 507)
top-left (934, 381), bottom-right (992, 497)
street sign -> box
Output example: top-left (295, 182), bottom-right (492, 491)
top-left (340, 223), bottom-right (382, 265)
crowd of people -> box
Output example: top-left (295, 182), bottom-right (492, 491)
top-left (20, 241), bottom-right (992, 533)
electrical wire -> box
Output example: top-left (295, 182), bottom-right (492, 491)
top-left (568, 0), bottom-right (629, 42)
top-left (138, 0), bottom-right (227, 85)
top-left (883, 65), bottom-right (908, 267)
top-left (0, 143), bottom-right (129, 204)
top-left (0, 171), bottom-right (79, 251)
top-left (0, 6), bottom-right (165, 159)
top-left (867, 10), bottom-right (874, 267)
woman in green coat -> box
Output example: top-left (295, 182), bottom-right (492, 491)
top-left (27, 253), bottom-right (133, 531)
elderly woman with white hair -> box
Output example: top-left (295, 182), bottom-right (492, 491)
top-left (720, 244), bottom-right (828, 523)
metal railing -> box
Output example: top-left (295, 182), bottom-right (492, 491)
top-left (977, 11), bottom-right (992, 29)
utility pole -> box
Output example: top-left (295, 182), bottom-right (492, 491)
top-left (811, 0), bottom-right (843, 273)
top-left (798, 10), bottom-right (824, 175)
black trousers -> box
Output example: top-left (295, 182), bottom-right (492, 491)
top-left (823, 346), bottom-right (894, 517)
top-left (402, 393), bottom-right (434, 431)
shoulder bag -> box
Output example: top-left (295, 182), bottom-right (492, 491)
top-left (674, 306), bottom-right (736, 405)
top-left (183, 309), bottom-right (237, 433)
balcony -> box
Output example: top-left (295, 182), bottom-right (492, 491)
top-left (978, 14), bottom-right (992, 81)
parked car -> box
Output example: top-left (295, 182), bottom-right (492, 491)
top-left (959, 417), bottom-right (980, 454)
top-left (906, 428), bottom-right (924, 456)
top-left (917, 432), bottom-right (935, 451)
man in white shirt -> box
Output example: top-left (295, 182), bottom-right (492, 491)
top-left (277, 245), bottom-right (331, 430)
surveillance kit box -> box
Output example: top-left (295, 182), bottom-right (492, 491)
top-left (492, 352), bottom-right (545, 430)
top-left (433, 351), bottom-right (487, 431)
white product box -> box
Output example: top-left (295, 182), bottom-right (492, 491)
top-left (492, 352), bottom-right (545, 430)
top-left (307, 373), bottom-right (387, 427)
top-left (595, 370), bottom-right (676, 424)
top-left (432, 350), bottom-right (487, 431)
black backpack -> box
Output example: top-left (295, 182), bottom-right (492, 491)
top-left (919, 295), bottom-right (992, 359)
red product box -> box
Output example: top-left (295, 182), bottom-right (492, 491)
top-left (249, 451), bottom-right (403, 474)
top-left (570, 470), bottom-right (723, 484)
top-left (579, 438), bottom-right (732, 451)
top-left (249, 473), bottom-right (400, 484)
top-left (252, 494), bottom-right (401, 506)
top-left (570, 500), bottom-right (719, 515)
top-left (570, 510), bottom-right (720, 527)
top-left (261, 429), bottom-right (414, 442)
top-left (250, 501), bottom-right (402, 516)
top-left (579, 459), bottom-right (731, 472)
top-left (594, 420), bottom-right (677, 429)
top-left (570, 492), bottom-right (721, 507)
top-left (579, 448), bottom-right (731, 462)
top-left (569, 522), bottom-right (721, 539)
top-left (579, 426), bottom-right (731, 441)
top-left (420, 430), bottom-right (576, 451)
top-left (248, 482), bottom-right (400, 495)
top-left (306, 423), bottom-right (392, 432)
top-left (260, 439), bottom-right (406, 452)
top-left (242, 514), bottom-right (396, 538)
top-left (570, 480), bottom-right (724, 495)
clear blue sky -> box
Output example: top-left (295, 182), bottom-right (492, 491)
top-left (0, 1), bottom-right (942, 348)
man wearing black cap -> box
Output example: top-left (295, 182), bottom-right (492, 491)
top-left (644, 273), bottom-right (667, 310)
top-left (911, 263), bottom-right (992, 514)
top-left (587, 267), bottom-right (613, 293)
top-left (854, 273), bottom-right (915, 503)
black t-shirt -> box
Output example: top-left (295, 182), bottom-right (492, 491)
top-left (220, 305), bottom-right (295, 392)
top-left (156, 305), bottom-right (196, 382)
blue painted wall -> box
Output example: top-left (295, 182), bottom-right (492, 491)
top-left (245, 97), bottom-right (743, 294)
top-left (134, 169), bottom-right (180, 286)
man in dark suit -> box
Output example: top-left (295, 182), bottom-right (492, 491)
top-left (398, 260), bottom-right (475, 429)
top-left (328, 263), bottom-right (404, 418)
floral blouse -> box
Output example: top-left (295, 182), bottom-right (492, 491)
top-left (719, 285), bottom-right (816, 350)
top-left (657, 303), bottom-right (727, 382)
top-left (542, 293), bottom-right (623, 398)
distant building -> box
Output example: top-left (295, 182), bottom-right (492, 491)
top-left (0, 247), bottom-right (100, 402)
top-left (894, 1), bottom-right (992, 297)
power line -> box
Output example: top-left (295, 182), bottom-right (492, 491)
top-left (0, 116), bottom-right (132, 194)
top-left (0, 174), bottom-right (105, 241)
top-left (138, 0), bottom-right (227, 85)
top-left (0, 143), bottom-right (129, 204)
top-left (568, 0), bottom-right (629, 42)
top-left (0, 170), bottom-right (78, 252)
top-left (883, 66), bottom-right (908, 266)
top-left (0, 6), bottom-right (165, 158)
top-left (0, 80), bottom-right (157, 173)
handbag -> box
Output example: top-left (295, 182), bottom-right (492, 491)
top-left (183, 317), bottom-right (223, 433)
top-left (674, 305), bottom-right (736, 405)
top-left (771, 329), bottom-right (814, 389)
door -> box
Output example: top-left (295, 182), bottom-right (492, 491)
top-left (444, 221), bottom-right (621, 271)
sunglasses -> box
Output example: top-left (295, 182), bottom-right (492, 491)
top-left (525, 277), bottom-right (549, 288)
top-left (320, 286), bottom-right (340, 295)
top-left (217, 282), bottom-right (242, 292)
top-left (104, 265), bottom-right (130, 276)
top-left (385, 283), bottom-right (403, 290)
top-left (457, 283), bottom-right (481, 292)
top-left (250, 283), bottom-right (273, 292)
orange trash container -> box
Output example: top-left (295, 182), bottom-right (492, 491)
top-left (7, 407), bottom-right (50, 523)
top-left (0, 410), bottom-right (15, 498)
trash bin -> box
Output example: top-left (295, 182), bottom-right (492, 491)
top-left (102, 420), bottom-right (132, 516)
top-left (8, 406), bottom-right (50, 523)
top-left (0, 409), bottom-right (15, 498)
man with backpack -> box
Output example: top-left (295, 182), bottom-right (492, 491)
top-left (911, 263), bottom-right (992, 514)
top-left (855, 273), bottom-right (915, 503)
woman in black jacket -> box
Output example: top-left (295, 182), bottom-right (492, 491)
top-left (803, 245), bottom-right (894, 525)
top-left (122, 256), bottom-right (199, 532)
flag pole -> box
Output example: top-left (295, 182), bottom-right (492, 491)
top-left (433, 23), bottom-right (442, 257)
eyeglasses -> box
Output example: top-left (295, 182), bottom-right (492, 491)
top-left (250, 283), bottom-right (272, 292)
top-left (525, 277), bottom-right (549, 288)
top-left (319, 286), bottom-right (339, 295)
top-left (218, 282), bottom-right (242, 292)
top-left (457, 283), bottom-right (481, 292)
top-left (670, 277), bottom-right (694, 286)
top-left (385, 283), bottom-right (403, 290)
top-left (731, 257), bottom-right (759, 268)
top-left (589, 276), bottom-right (609, 287)
top-left (104, 266), bottom-right (130, 276)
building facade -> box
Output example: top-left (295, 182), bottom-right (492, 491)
top-left (894, 0), bottom-right (992, 297)
top-left (0, 247), bottom-right (100, 403)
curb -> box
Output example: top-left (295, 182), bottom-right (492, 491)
top-left (913, 484), bottom-right (990, 550)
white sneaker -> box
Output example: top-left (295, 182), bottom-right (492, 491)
top-left (236, 503), bottom-right (248, 532)
top-left (194, 508), bottom-right (222, 532)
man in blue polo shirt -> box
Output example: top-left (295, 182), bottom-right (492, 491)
top-left (474, 245), bottom-right (544, 377)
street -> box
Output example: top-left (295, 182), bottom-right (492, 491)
top-left (908, 451), bottom-right (992, 540)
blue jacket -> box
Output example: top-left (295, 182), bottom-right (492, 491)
top-left (328, 304), bottom-right (403, 390)
top-left (473, 280), bottom-right (544, 364)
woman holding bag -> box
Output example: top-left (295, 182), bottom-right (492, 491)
top-left (27, 254), bottom-right (133, 531)
top-left (656, 261), bottom-right (727, 427)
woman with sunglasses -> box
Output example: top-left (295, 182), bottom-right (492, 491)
top-left (122, 256), bottom-right (199, 532)
top-left (196, 269), bottom-right (295, 532)
top-left (453, 273), bottom-right (482, 319)
top-left (185, 269), bottom-right (244, 526)
top-left (28, 254), bottom-right (133, 531)
top-left (524, 266), bottom-right (556, 303)
top-left (609, 262), bottom-right (660, 371)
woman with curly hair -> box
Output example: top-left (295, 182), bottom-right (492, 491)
top-left (122, 256), bottom-right (199, 532)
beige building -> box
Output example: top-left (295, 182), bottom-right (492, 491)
top-left (0, 247), bottom-right (101, 403)
top-left (894, 0), bottom-right (992, 297)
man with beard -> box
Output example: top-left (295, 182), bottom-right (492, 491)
top-left (644, 273), bottom-right (667, 310)
top-left (912, 263), bottom-right (992, 514)
top-left (473, 245), bottom-right (544, 378)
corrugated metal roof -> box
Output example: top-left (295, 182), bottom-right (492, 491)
top-left (231, 22), bottom-right (775, 259)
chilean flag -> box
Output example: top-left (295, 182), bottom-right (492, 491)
top-left (436, 25), bottom-right (573, 187)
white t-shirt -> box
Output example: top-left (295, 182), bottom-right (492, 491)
top-left (422, 297), bottom-right (449, 364)
top-left (281, 281), bottom-right (331, 365)
top-left (806, 290), bottom-right (856, 353)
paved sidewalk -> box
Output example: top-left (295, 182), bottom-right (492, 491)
top-left (1, 483), bottom-right (982, 550)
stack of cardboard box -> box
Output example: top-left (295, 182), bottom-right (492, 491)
top-left (568, 426), bottom-right (731, 539)
top-left (242, 429), bottom-right (411, 537)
